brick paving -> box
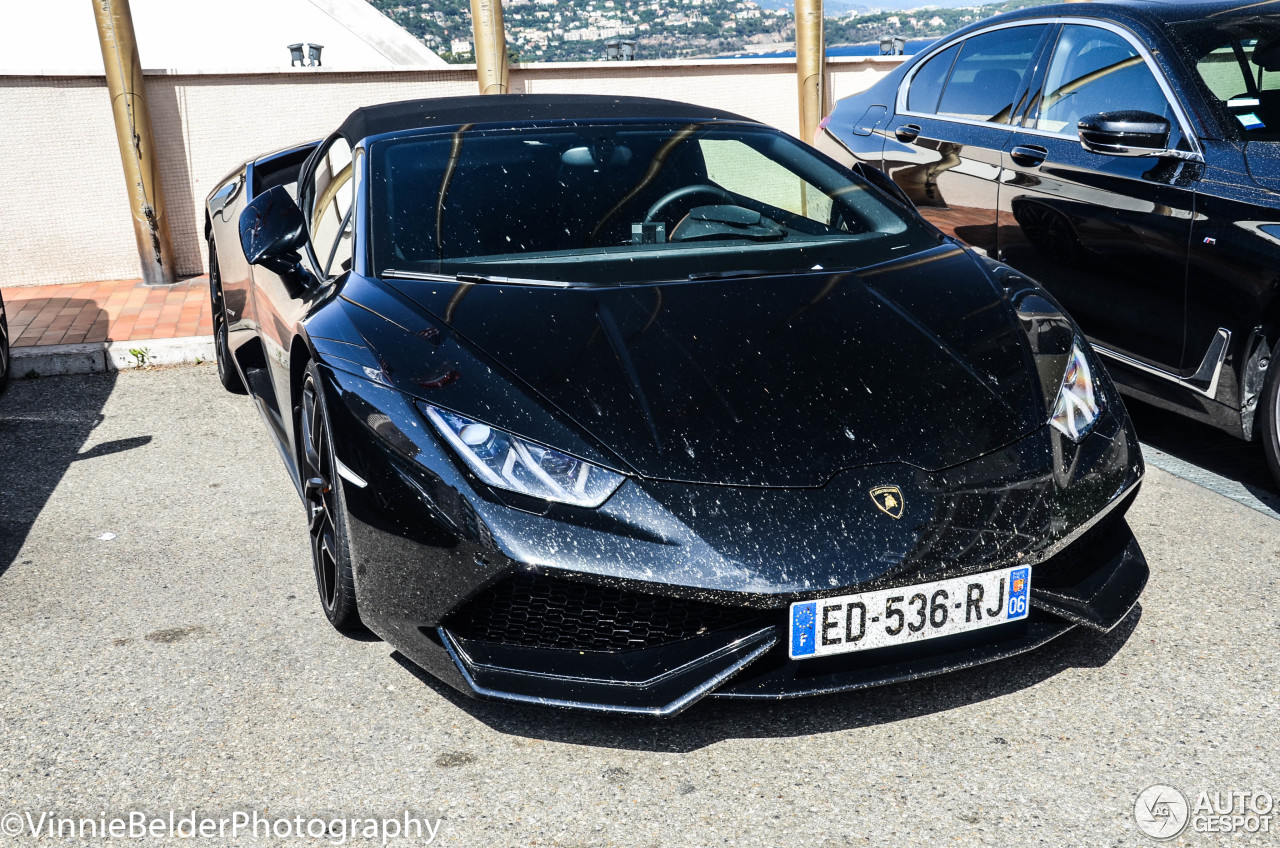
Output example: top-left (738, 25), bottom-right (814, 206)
top-left (4, 277), bottom-right (212, 348)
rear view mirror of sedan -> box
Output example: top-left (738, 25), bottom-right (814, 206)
top-left (1077, 110), bottom-right (1172, 157)
top-left (239, 185), bottom-right (308, 269)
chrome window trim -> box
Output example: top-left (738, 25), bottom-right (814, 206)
top-left (896, 20), bottom-right (1052, 128)
top-left (1093, 327), bottom-right (1231, 399)
top-left (895, 16), bottom-right (1204, 159)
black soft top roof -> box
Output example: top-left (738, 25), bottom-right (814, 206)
top-left (336, 93), bottom-right (755, 143)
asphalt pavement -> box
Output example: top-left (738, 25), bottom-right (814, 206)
top-left (1, 366), bottom-right (1277, 847)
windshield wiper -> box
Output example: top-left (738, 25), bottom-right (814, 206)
top-left (687, 269), bottom-right (777, 281)
top-left (676, 231), bottom-right (787, 244)
top-left (382, 269), bottom-right (571, 288)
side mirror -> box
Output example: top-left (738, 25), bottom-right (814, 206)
top-left (1077, 111), bottom-right (1171, 157)
top-left (239, 185), bottom-right (307, 269)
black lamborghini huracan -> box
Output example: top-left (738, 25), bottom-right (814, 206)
top-left (206, 94), bottom-right (1147, 716)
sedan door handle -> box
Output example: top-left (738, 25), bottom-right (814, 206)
top-left (1010, 145), bottom-right (1048, 167)
top-left (895, 123), bottom-right (922, 143)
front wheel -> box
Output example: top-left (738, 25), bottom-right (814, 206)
top-left (208, 240), bottom-right (247, 395)
top-left (298, 360), bottom-right (362, 632)
top-left (0, 291), bottom-right (10, 392)
top-left (1260, 350), bottom-right (1280, 489)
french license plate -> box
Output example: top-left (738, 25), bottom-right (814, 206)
top-left (789, 566), bottom-right (1031, 660)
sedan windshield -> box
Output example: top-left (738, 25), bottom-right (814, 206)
top-left (368, 121), bottom-right (937, 284)
top-left (1173, 15), bottom-right (1280, 141)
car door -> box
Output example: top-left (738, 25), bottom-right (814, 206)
top-left (1176, 26), bottom-right (1280, 421)
top-left (883, 23), bottom-right (1052, 256)
top-left (998, 22), bottom-right (1199, 374)
top-left (251, 135), bottom-right (356, 448)
top-left (219, 145), bottom-right (317, 373)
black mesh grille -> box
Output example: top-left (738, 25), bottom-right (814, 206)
top-left (1034, 505), bottom-right (1130, 589)
top-left (446, 573), bottom-right (762, 651)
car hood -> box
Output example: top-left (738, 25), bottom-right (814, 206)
top-left (386, 246), bottom-right (1045, 486)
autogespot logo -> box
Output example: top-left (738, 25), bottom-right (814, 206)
top-left (1135, 784), bottom-right (1190, 839)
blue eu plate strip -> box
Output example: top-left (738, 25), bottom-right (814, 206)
top-left (791, 602), bottom-right (817, 656)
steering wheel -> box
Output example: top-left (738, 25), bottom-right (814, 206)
top-left (644, 184), bottom-right (736, 223)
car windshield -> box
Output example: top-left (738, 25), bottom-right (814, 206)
top-left (367, 121), bottom-right (937, 284)
top-left (1172, 14), bottom-right (1280, 140)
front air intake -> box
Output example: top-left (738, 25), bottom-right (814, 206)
top-left (446, 573), bottom-right (762, 651)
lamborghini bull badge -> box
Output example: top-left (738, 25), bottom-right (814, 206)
top-left (870, 485), bottom-right (904, 519)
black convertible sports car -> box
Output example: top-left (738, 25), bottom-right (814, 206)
top-left (206, 94), bottom-right (1146, 716)
top-left (821, 0), bottom-right (1280, 487)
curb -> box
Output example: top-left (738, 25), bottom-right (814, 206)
top-left (11, 336), bottom-right (216, 377)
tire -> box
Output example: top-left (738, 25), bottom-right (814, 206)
top-left (298, 360), bottom-right (363, 632)
top-left (1260, 349), bottom-right (1280, 490)
top-left (0, 291), bottom-right (10, 393)
top-left (208, 240), bottom-right (247, 395)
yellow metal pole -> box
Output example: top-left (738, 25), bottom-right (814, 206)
top-left (470, 0), bottom-right (509, 95)
top-left (795, 0), bottom-right (825, 145)
top-left (91, 0), bottom-right (175, 286)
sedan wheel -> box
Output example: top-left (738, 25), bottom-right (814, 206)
top-left (298, 361), bottom-right (362, 631)
top-left (0, 299), bottom-right (9, 392)
top-left (208, 241), bottom-right (247, 395)
top-left (1261, 349), bottom-right (1280, 489)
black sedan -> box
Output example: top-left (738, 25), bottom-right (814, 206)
top-left (823, 0), bottom-right (1280, 487)
top-left (206, 94), bottom-right (1146, 716)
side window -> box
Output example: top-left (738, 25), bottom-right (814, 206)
top-left (309, 138), bottom-right (354, 277)
top-left (907, 43), bottom-right (961, 114)
top-left (1035, 25), bottom-right (1176, 136)
top-left (700, 139), bottom-right (833, 224)
top-left (936, 25), bottom-right (1047, 123)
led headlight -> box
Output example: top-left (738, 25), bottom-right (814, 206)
top-left (421, 405), bottom-right (624, 507)
top-left (1049, 341), bottom-right (1102, 441)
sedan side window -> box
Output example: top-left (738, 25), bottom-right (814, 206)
top-left (309, 138), bottom-right (355, 277)
top-left (1034, 25), bottom-right (1176, 137)
top-left (935, 25), bottom-right (1047, 124)
top-left (906, 43), bottom-right (961, 114)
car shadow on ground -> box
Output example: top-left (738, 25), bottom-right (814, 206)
top-left (0, 366), bottom-right (150, 579)
top-left (391, 605), bottom-right (1141, 752)
top-left (1124, 398), bottom-right (1280, 515)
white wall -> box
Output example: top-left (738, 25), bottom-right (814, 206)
top-left (0, 57), bottom-right (902, 287)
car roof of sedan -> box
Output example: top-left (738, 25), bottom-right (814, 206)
top-left (337, 94), bottom-right (756, 143)
top-left (992, 0), bottom-right (1280, 26)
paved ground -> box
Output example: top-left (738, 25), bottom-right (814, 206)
top-left (1, 367), bottom-right (1278, 847)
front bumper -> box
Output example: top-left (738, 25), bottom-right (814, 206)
top-left (436, 511), bottom-right (1144, 714)
top-left (318, 363), bottom-right (1146, 716)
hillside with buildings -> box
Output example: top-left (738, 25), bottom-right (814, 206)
top-left (369, 0), bottom-right (1053, 62)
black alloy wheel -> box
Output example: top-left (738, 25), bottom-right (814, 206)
top-left (1260, 346), bottom-right (1280, 489)
top-left (208, 241), bottom-right (247, 394)
top-left (298, 360), bottom-right (361, 631)
top-left (0, 296), bottom-right (9, 392)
